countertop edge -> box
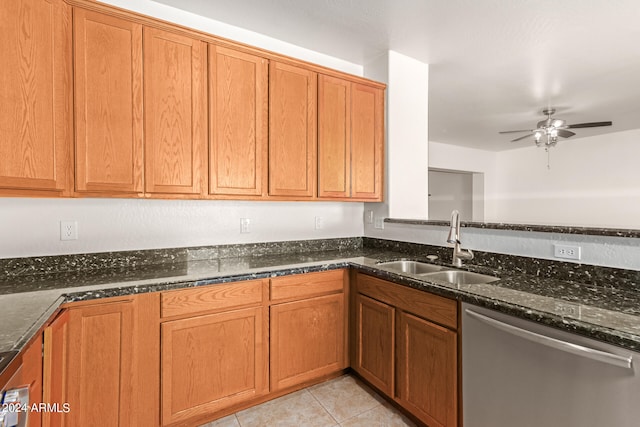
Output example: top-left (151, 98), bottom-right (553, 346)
top-left (2, 256), bottom-right (638, 377)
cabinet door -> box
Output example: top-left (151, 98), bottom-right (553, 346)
top-left (144, 28), bottom-right (206, 196)
top-left (209, 45), bottom-right (268, 197)
top-left (0, 0), bottom-right (71, 196)
top-left (65, 301), bottom-right (136, 427)
top-left (43, 310), bottom-right (69, 427)
top-left (74, 9), bottom-right (144, 194)
top-left (351, 83), bottom-right (384, 200)
top-left (270, 293), bottom-right (345, 391)
top-left (396, 311), bottom-right (457, 427)
top-left (318, 75), bottom-right (350, 198)
top-left (161, 307), bottom-right (267, 425)
top-left (269, 62), bottom-right (317, 198)
top-left (354, 293), bottom-right (394, 395)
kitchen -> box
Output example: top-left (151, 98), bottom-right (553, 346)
top-left (1, 0), bottom-right (639, 426)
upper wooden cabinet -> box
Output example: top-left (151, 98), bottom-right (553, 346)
top-left (318, 76), bottom-right (384, 201)
top-left (144, 28), bottom-right (207, 196)
top-left (269, 62), bottom-right (317, 198)
top-left (73, 9), bottom-right (144, 195)
top-left (2, 1), bottom-right (385, 201)
top-left (209, 45), bottom-right (268, 197)
top-left (0, 0), bottom-right (72, 197)
top-left (351, 83), bottom-right (384, 200)
top-left (318, 75), bottom-right (351, 198)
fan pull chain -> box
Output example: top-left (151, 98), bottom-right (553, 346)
top-left (546, 147), bottom-right (551, 169)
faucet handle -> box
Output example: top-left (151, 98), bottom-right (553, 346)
top-left (426, 255), bottom-right (439, 262)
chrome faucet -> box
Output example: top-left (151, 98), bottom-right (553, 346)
top-left (446, 210), bottom-right (473, 267)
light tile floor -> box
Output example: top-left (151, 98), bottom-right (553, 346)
top-left (199, 375), bottom-right (416, 427)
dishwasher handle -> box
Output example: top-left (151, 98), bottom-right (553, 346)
top-left (465, 308), bottom-right (633, 370)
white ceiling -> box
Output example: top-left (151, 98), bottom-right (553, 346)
top-left (154, 0), bottom-right (640, 151)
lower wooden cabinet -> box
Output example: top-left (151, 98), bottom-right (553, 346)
top-left (42, 294), bottom-right (160, 427)
top-left (396, 311), bottom-right (458, 427)
top-left (0, 332), bottom-right (44, 427)
top-left (31, 269), bottom-right (459, 426)
top-left (269, 270), bottom-right (348, 391)
top-left (270, 293), bottom-right (345, 390)
top-left (353, 273), bottom-right (459, 427)
top-left (354, 293), bottom-right (394, 396)
top-left (161, 306), bottom-right (268, 425)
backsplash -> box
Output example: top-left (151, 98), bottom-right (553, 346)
top-left (1, 236), bottom-right (636, 293)
top-left (0, 237), bottom-right (362, 277)
top-left (362, 238), bottom-right (640, 292)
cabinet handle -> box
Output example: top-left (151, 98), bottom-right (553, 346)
top-left (465, 308), bottom-right (633, 370)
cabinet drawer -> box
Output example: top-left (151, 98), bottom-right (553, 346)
top-left (270, 269), bottom-right (344, 302)
top-left (161, 279), bottom-right (266, 318)
top-left (357, 273), bottom-right (457, 330)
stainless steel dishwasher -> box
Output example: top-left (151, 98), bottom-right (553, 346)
top-left (462, 303), bottom-right (640, 427)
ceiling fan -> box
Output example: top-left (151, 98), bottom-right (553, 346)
top-left (499, 108), bottom-right (612, 147)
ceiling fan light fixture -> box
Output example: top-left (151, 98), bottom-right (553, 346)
top-left (534, 131), bottom-right (542, 143)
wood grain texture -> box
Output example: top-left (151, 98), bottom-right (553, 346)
top-left (64, 0), bottom-right (385, 90)
top-left (209, 45), bottom-right (268, 197)
top-left (43, 310), bottom-right (69, 427)
top-left (318, 75), bottom-right (351, 198)
top-left (354, 293), bottom-right (394, 395)
top-left (144, 27), bottom-right (206, 196)
top-left (268, 61), bottom-right (317, 198)
top-left (74, 9), bottom-right (144, 194)
top-left (356, 273), bottom-right (457, 330)
top-left (161, 306), bottom-right (267, 425)
top-left (0, 0), bottom-right (71, 196)
top-left (396, 311), bottom-right (458, 427)
top-left (351, 83), bottom-right (384, 200)
top-left (270, 293), bottom-right (345, 391)
top-left (66, 300), bottom-right (136, 427)
top-left (269, 269), bottom-right (344, 302)
top-left (133, 292), bottom-right (161, 427)
top-left (21, 332), bottom-right (44, 427)
top-left (161, 279), bottom-right (266, 318)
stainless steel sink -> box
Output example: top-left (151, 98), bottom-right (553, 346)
top-left (377, 260), bottom-right (445, 274)
top-left (421, 270), bottom-right (499, 285)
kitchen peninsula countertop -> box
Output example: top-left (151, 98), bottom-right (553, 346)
top-left (1, 245), bottom-right (639, 372)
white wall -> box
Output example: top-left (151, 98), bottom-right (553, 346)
top-left (364, 221), bottom-right (640, 270)
top-left (386, 51), bottom-right (430, 219)
top-left (362, 51), bottom-right (430, 223)
top-left (492, 129), bottom-right (640, 228)
top-left (0, 0), bottom-right (368, 260)
top-left (98, 0), bottom-right (363, 75)
top-left (429, 141), bottom-right (497, 220)
top-left (428, 170), bottom-right (473, 221)
top-left (0, 199), bottom-right (364, 258)
top-left (367, 135), bottom-right (640, 270)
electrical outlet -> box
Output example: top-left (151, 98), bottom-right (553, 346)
top-left (374, 217), bottom-right (385, 229)
top-left (314, 216), bottom-right (324, 230)
top-left (60, 220), bottom-right (78, 241)
top-left (240, 218), bottom-right (251, 234)
top-left (554, 301), bottom-right (581, 318)
top-left (365, 210), bottom-right (374, 224)
top-left (554, 244), bottom-right (581, 260)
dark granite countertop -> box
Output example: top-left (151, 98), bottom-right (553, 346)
top-left (1, 244), bottom-right (639, 374)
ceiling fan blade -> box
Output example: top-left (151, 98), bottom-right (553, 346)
top-left (510, 133), bottom-right (534, 142)
top-left (499, 129), bottom-right (532, 134)
top-left (567, 121), bottom-right (612, 129)
top-left (557, 129), bottom-right (576, 138)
